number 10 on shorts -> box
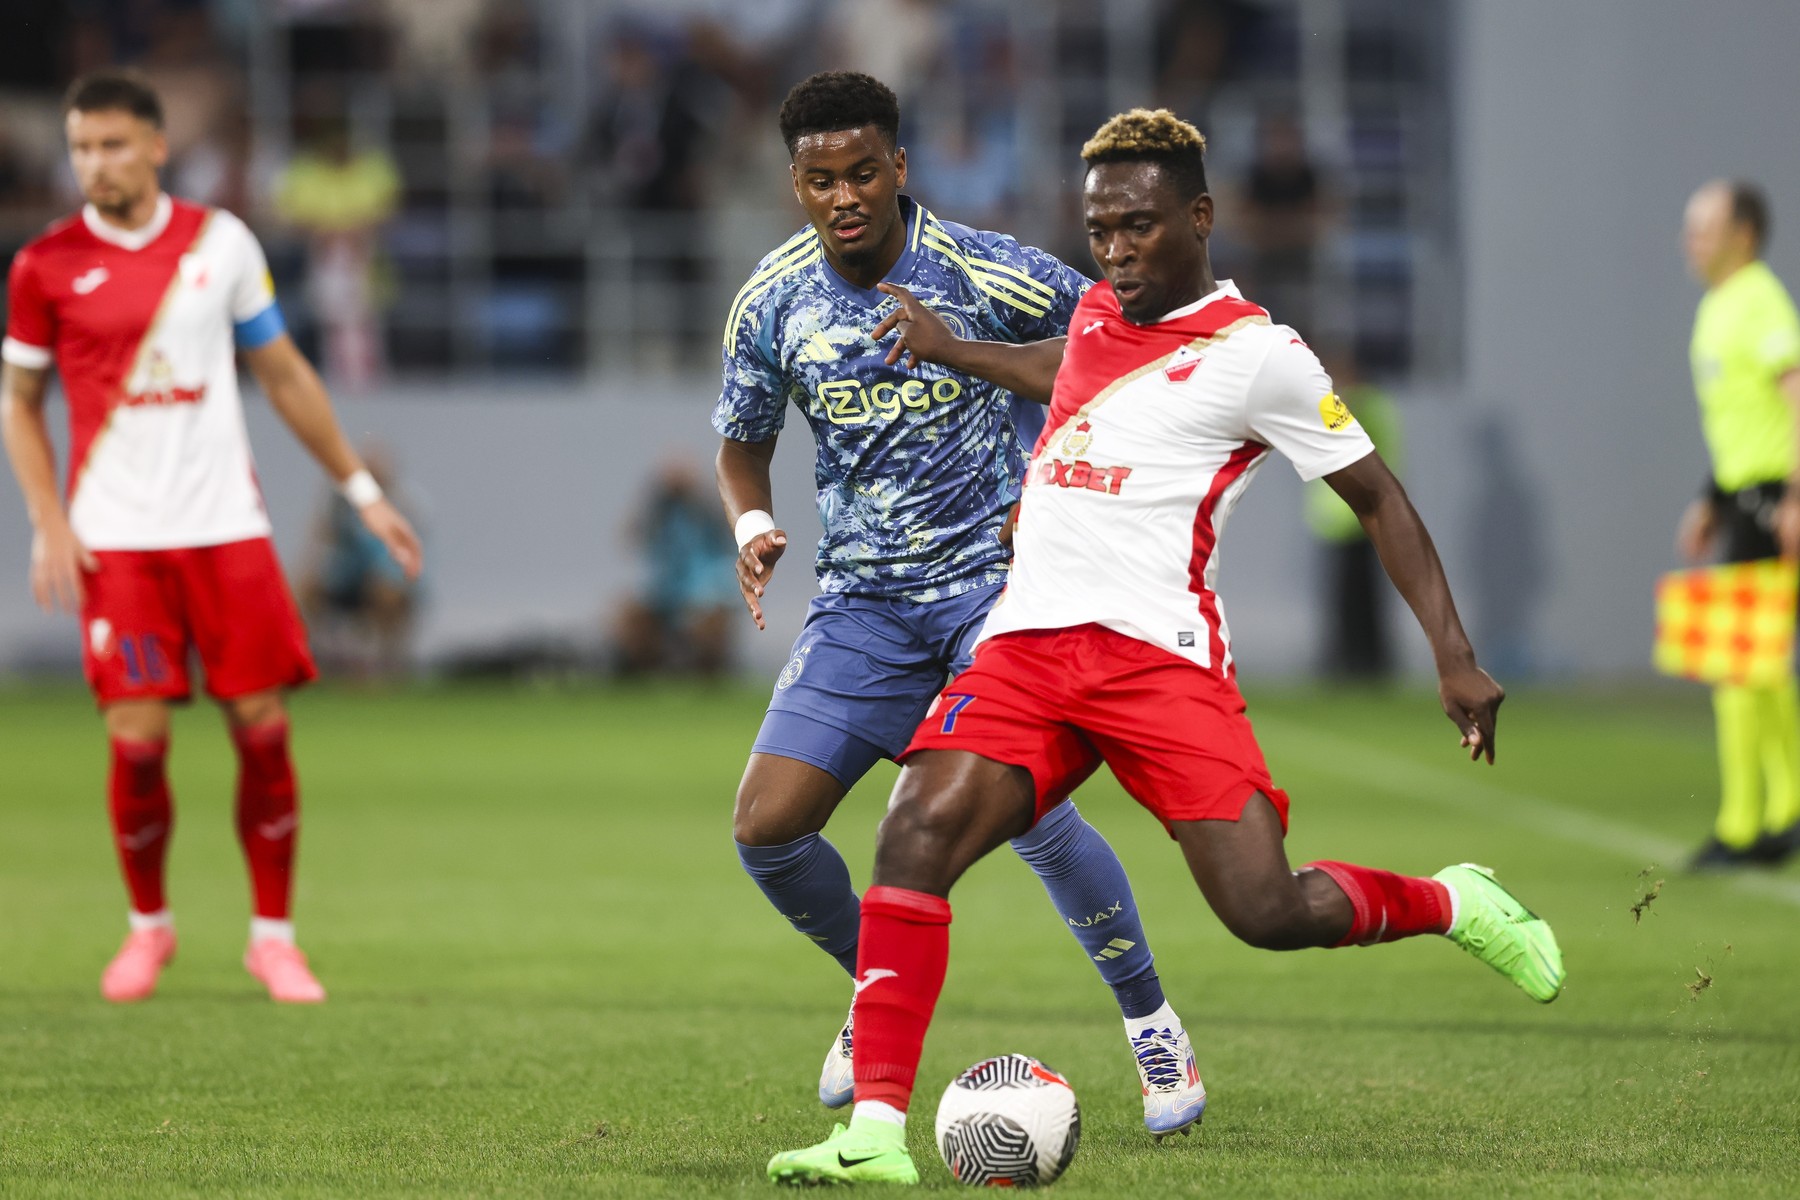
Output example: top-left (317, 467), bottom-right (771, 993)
top-left (939, 693), bottom-right (977, 733)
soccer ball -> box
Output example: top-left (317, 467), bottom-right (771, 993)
top-left (935, 1054), bottom-right (1081, 1187)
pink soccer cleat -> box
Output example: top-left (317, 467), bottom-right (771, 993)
top-left (101, 927), bottom-right (177, 1003)
top-left (244, 939), bottom-right (327, 1004)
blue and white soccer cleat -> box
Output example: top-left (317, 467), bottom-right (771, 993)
top-left (1130, 1021), bottom-right (1206, 1139)
top-left (818, 1005), bottom-right (855, 1109)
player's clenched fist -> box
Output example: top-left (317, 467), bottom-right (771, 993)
top-left (737, 529), bottom-right (788, 630)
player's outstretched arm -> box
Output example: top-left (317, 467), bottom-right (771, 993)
top-left (1326, 450), bottom-right (1504, 764)
top-left (1, 361), bottom-right (96, 612)
top-left (716, 435), bottom-right (787, 631)
top-left (872, 283), bottom-right (1067, 404)
top-left (243, 335), bottom-right (422, 581)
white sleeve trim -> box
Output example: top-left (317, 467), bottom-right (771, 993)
top-left (1294, 443), bottom-right (1377, 483)
top-left (2, 337), bottom-right (52, 369)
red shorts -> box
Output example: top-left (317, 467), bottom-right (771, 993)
top-left (901, 624), bottom-right (1289, 837)
top-left (80, 537), bottom-right (317, 706)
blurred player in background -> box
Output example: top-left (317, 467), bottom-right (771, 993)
top-left (1, 73), bottom-right (422, 1003)
top-left (714, 72), bottom-right (1203, 1136)
top-left (1677, 179), bottom-right (1800, 868)
top-left (769, 109), bottom-right (1562, 1186)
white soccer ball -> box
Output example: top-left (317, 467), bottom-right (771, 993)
top-left (935, 1054), bottom-right (1081, 1187)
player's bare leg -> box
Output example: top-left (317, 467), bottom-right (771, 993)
top-left (99, 699), bottom-right (178, 1002)
top-left (1174, 794), bottom-right (1563, 1001)
top-left (769, 749), bottom-right (1028, 1185)
top-left (1172, 796), bottom-right (1352, 949)
top-left (224, 690), bottom-right (324, 1004)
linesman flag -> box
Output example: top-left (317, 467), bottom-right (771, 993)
top-left (1654, 558), bottom-right (1797, 686)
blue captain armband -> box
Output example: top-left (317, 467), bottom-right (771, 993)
top-left (233, 302), bottom-right (287, 350)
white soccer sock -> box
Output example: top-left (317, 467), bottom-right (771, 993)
top-left (250, 917), bottom-right (296, 945)
top-left (852, 1100), bottom-right (907, 1130)
top-left (128, 908), bottom-right (172, 932)
top-left (1124, 999), bottom-right (1181, 1039)
top-left (1443, 881), bottom-right (1462, 932)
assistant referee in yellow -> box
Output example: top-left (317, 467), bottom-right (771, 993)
top-left (1678, 179), bottom-right (1800, 868)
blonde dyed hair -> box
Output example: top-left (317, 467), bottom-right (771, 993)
top-left (1081, 108), bottom-right (1207, 163)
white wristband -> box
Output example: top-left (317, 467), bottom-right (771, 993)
top-left (735, 509), bottom-right (777, 548)
top-left (340, 469), bottom-right (384, 508)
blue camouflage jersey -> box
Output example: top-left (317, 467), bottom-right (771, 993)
top-left (713, 196), bottom-right (1090, 602)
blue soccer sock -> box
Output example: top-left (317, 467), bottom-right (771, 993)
top-left (736, 834), bottom-right (862, 976)
top-left (1010, 801), bottom-right (1166, 1019)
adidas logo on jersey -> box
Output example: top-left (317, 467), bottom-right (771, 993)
top-left (796, 332), bottom-right (840, 363)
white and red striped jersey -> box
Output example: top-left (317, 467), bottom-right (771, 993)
top-left (979, 280), bottom-right (1375, 673)
top-left (4, 194), bottom-right (288, 551)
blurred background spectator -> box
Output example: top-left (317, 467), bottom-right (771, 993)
top-left (610, 459), bottom-right (737, 679)
top-left (274, 105), bottom-right (401, 388)
top-left (1240, 109), bottom-right (1327, 336)
top-left (297, 442), bottom-right (424, 680)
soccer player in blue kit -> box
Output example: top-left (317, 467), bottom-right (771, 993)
top-left (713, 72), bottom-right (1205, 1137)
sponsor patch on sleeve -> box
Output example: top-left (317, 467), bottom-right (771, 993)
top-left (1319, 392), bottom-right (1356, 431)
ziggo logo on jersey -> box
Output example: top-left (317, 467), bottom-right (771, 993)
top-left (814, 377), bottom-right (963, 425)
top-left (1033, 457), bottom-right (1133, 495)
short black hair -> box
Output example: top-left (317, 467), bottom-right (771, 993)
top-left (1082, 108), bottom-right (1208, 199)
top-left (1730, 180), bottom-right (1770, 251)
top-left (777, 71), bottom-right (899, 156)
top-left (64, 70), bottom-right (164, 129)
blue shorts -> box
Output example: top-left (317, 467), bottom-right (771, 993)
top-left (751, 582), bottom-right (1004, 788)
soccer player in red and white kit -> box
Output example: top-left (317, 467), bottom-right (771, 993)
top-left (767, 109), bottom-right (1565, 1185)
top-left (1, 74), bottom-right (421, 1005)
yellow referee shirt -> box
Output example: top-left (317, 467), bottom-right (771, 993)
top-left (1690, 260), bottom-right (1800, 491)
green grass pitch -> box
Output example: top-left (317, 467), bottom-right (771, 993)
top-left (2, 681), bottom-right (1798, 1197)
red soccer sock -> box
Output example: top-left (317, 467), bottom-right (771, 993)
top-left (109, 737), bottom-right (174, 914)
top-left (232, 719), bottom-right (299, 921)
top-left (1305, 860), bottom-right (1452, 947)
top-left (851, 886), bottom-right (954, 1111)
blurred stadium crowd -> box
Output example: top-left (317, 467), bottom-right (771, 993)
top-left (0, 0), bottom-right (1454, 382)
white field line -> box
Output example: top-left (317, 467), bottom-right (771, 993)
top-left (1256, 719), bottom-right (1800, 910)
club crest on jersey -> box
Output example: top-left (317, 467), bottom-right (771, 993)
top-left (1163, 346), bottom-right (1205, 383)
top-left (1319, 392), bottom-right (1356, 432)
top-left (931, 306), bottom-right (971, 339)
top-left (178, 253), bottom-right (211, 290)
top-left (89, 618), bottom-right (114, 658)
top-left (1060, 420), bottom-right (1094, 457)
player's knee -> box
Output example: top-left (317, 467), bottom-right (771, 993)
top-left (224, 690), bottom-right (286, 731)
top-left (731, 764), bottom-right (837, 846)
top-left (105, 700), bottom-right (171, 743)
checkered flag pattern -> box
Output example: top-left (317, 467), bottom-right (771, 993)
top-left (1654, 558), bottom-right (1797, 686)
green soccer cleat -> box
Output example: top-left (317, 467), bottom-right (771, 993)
top-left (767, 1116), bottom-right (920, 1187)
top-left (1434, 863), bottom-right (1566, 1003)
